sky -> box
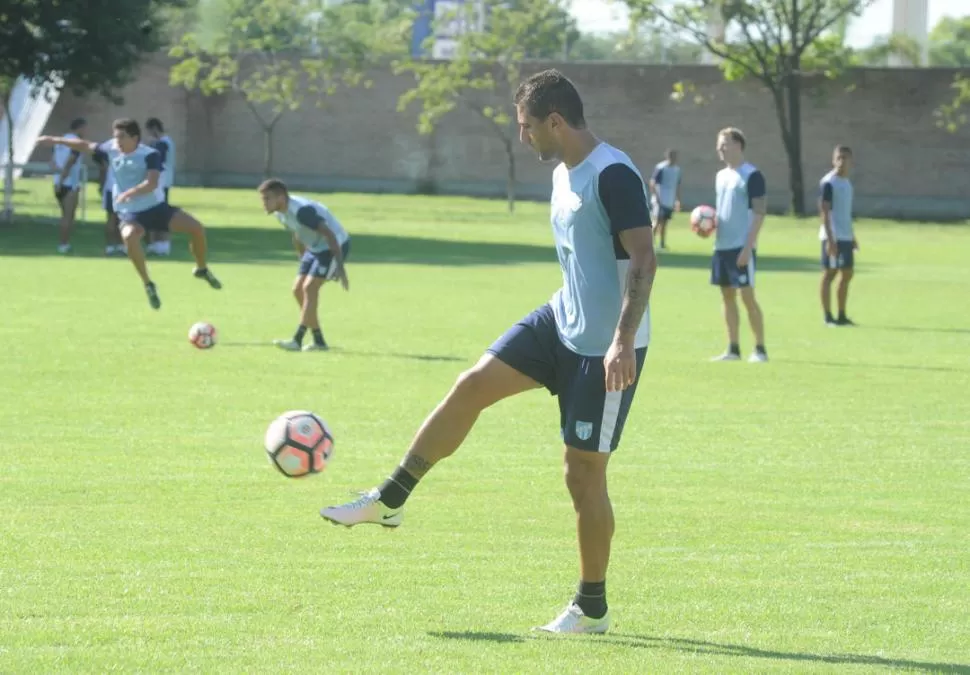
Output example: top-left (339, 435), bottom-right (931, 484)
top-left (568, 0), bottom-right (969, 46)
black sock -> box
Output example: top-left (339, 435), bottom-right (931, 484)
top-left (825, 311), bottom-right (835, 322)
top-left (573, 580), bottom-right (607, 619)
top-left (378, 466), bottom-right (420, 509)
top-left (293, 325), bottom-right (307, 346)
top-left (728, 342), bottom-right (741, 356)
top-left (838, 310), bottom-right (847, 320)
top-left (312, 328), bottom-right (325, 346)
top-left (755, 344), bottom-right (767, 355)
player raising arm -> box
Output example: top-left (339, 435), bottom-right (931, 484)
top-left (37, 118), bottom-right (222, 309)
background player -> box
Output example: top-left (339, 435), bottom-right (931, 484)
top-left (50, 117), bottom-right (87, 254)
top-left (711, 127), bottom-right (768, 363)
top-left (37, 119), bottom-right (222, 309)
top-left (145, 118), bottom-right (174, 257)
top-left (257, 179), bottom-right (350, 352)
top-left (648, 149), bottom-right (681, 250)
top-left (95, 151), bottom-right (124, 256)
top-left (819, 145), bottom-right (858, 326)
top-left (320, 69), bottom-right (657, 636)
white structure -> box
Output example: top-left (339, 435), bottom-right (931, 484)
top-left (889, 0), bottom-right (929, 66)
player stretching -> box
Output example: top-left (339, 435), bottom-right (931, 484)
top-left (257, 179), bottom-right (350, 352)
top-left (648, 149), bottom-right (681, 249)
top-left (37, 119), bottom-right (222, 309)
top-left (710, 127), bottom-right (768, 363)
top-left (819, 145), bottom-right (857, 326)
top-left (321, 69), bottom-right (657, 635)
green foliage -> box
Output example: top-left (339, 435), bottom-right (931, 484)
top-left (0, 0), bottom-right (187, 102)
top-left (928, 15), bottom-right (970, 67)
top-left (935, 75), bottom-right (970, 133)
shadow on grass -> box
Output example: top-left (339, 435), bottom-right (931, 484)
top-left (867, 325), bottom-right (970, 336)
top-left (429, 631), bottom-right (970, 672)
top-left (781, 357), bottom-right (969, 374)
top-left (218, 342), bottom-right (466, 363)
top-left (1, 219), bottom-right (819, 272)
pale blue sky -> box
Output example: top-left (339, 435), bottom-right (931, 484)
top-left (569, 0), bottom-right (968, 46)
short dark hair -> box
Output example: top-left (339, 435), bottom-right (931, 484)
top-left (258, 178), bottom-right (288, 197)
top-left (835, 144), bottom-right (852, 155)
top-left (113, 118), bottom-right (141, 140)
top-left (513, 69), bottom-right (586, 129)
top-left (718, 127), bottom-right (746, 150)
top-left (665, 148), bottom-right (677, 160)
top-left (69, 117), bottom-right (86, 131)
top-left (146, 117), bottom-right (164, 133)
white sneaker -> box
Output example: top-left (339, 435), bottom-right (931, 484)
top-left (534, 603), bottom-right (611, 635)
top-left (320, 488), bottom-right (403, 528)
top-left (302, 342), bottom-right (328, 352)
top-left (748, 351), bottom-right (768, 363)
top-left (273, 339), bottom-right (302, 352)
top-left (710, 351), bottom-right (741, 362)
top-left (56, 244), bottom-right (71, 254)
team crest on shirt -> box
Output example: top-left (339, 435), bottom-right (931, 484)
top-left (575, 421), bottom-right (593, 441)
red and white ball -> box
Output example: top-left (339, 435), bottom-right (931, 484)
top-left (188, 321), bottom-right (218, 349)
top-left (690, 205), bottom-right (717, 238)
top-left (264, 410), bottom-right (335, 478)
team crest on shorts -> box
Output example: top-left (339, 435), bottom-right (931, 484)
top-left (575, 421), bottom-right (593, 441)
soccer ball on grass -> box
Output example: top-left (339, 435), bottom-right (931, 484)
top-left (188, 322), bottom-right (218, 349)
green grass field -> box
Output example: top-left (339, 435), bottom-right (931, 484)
top-left (1, 178), bottom-right (968, 673)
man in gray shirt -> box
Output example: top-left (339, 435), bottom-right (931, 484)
top-left (818, 145), bottom-right (858, 326)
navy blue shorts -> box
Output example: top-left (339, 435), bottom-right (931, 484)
top-left (655, 205), bottom-right (674, 221)
top-left (54, 185), bottom-right (77, 203)
top-left (119, 202), bottom-right (179, 233)
top-left (821, 240), bottom-right (854, 269)
top-left (298, 240), bottom-right (351, 279)
top-left (103, 190), bottom-right (114, 215)
top-left (163, 188), bottom-right (170, 204)
top-left (711, 247), bottom-right (756, 288)
top-left (486, 304), bottom-right (647, 453)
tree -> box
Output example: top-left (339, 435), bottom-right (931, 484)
top-left (0, 0), bottom-right (186, 219)
top-left (929, 15), bottom-right (970, 67)
top-left (623, 0), bottom-right (877, 216)
top-left (169, 0), bottom-right (411, 176)
top-left (396, 0), bottom-right (571, 213)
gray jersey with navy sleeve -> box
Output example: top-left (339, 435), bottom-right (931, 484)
top-left (275, 195), bottom-right (349, 253)
top-left (715, 162), bottom-right (766, 251)
top-left (550, 142), bottom-right (652, 357)
top-left (93, 140), bottom-right (164, 214)
top-left (818, 170), bottom-right (854, 241)
top-left (651, 160), bottom-right (681, 209)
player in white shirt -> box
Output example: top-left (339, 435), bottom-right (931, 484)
top-left (50, 118), bottom-right (87, 254)
top-left (648, 149), bottom-right (682, 250)
top-left (257, 179), bottom-right (350, 352)
top-left (145, 118), bottom-right (174, 256)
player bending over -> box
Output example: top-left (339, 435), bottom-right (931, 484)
top-left (819, 145), bottom-right (858, 326)
top-left (37, 118), bottom-right (222, 309)
top-left (258, 179), bottom-right (350, 352)
top-left (321, 69), bottom-right (657, 636)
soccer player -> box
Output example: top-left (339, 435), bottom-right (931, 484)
top-left (50, 117), bottom-right (87, 254)
top-left (710, 127), bottom-right (768, 363)
top-left (36, 118), bottom-right (222, 309)
top-left (95, 152), bottom-right (124, 256)
top-left (648, 149), bottom-right (681, 249)
top-left (819, 145), bottom-right (857, 326)
top-left (320, 69), bottom-right (657, 635)
top-left (257, 179), bottom-right (350, 352)
top-left (145, 118), bottom-right (174, 257)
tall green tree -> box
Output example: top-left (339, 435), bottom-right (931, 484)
top-left (1, 0), bottom-right (186, 219)
top-left (396, 0), bottom-right (572, 212)
top-left (170, 0), bottom-right (412, 176)
top-left (929, 15), bottom-right (970, 67)
top-left (623, 0), bottom-right (877, 215)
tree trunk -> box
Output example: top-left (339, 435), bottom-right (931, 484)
top-left (504, 136), bottom-right (516, 214)
top-left (769, 71), bottom-right (806, 217)
top-left (2, 94), bottom-right (14, 223)
top-left (263, 123), bottom-right (274, 178)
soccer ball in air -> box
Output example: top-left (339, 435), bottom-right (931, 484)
top-left (264, 410), bottom-right (335, 478)
top-left (188, 322), bottom-right (218, 349)
top-left (690, 205), bottom-right (717, 238)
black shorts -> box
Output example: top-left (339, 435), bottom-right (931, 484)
top-left (655, 205), bottom-right (674, 221)
top-left (711, 248), bottom-right (756, 288)
top-left (119, 202), bottom-right (179, 233)
top-left (821, 240), bottom-right (854, 269)
top-left (54, 185), bottom-right (77, 203)
top-left (486, 304), bottom-right (646, 453)
top-left (103, 190), bottom-right (115, 215)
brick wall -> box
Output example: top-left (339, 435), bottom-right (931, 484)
top-left (39, 58), bottom-right (970, 219)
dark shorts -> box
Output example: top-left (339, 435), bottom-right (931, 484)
top-left (486, 304), bottom-right (647, 453)
top-left (711, 247), bottom-right (756, 288)
top-left (54, 185), bottom-right (78, 203)
top-left (821, 240), bottom-right (854, 270)
top-left (163, 187), bottom-right (170, 204)
top-left (103, 190), bottom-right (114, 215)
top-left (298, 240), bottom-right (351, 279)
top-left (655, 205), bottom-right (674, 221)
top-left (119, 202), bottom-right (179, 233)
